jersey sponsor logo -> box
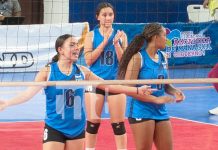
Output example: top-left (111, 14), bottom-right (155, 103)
top-left (75, 74), bottom-right (82, 81)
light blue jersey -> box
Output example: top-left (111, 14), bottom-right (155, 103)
top-left (129, 50), bottom-right (169, 120)
top-left (44, 62), bottom-right (85, 138)
top-left (90, 27), bottom-right (119, 80)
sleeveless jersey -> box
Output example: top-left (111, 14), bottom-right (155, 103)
top-left (89, 27), bottom-right (119, 80)
top-left (44, 62), bottom-right (85, 138)
top-left (129, 50), bottom-right (169, 120)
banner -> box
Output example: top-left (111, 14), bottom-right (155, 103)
top-left (0, 23), bottom-right (88, 72)
top-left (1, 22), bottom-right (217, 73)
top-left (114, 22), bottom-right (218, 66)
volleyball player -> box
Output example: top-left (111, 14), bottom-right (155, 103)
top-left (117, 23), bottom-right (185, 150)
top-left (0, 34), bottom-right (153, 150)
top-left (84, 2), bottom-right (128, 150)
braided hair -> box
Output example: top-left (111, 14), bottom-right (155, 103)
top-left (117, 23), bottom-right (163, 79)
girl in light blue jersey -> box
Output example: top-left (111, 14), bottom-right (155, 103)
top-left (0, 34), bottom-right (153, 150)
top-left (84, 2), bottom-right (128, 150)
top-left (118, 23), bottom-right (185, 150)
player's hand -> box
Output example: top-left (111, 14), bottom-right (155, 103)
top-left (174, 90), bottom-right (185, 103)
top-left (203, 0), bottom-right (209, 8)
top-left (114, 30), bottom-right (123, 43)
top-left (0, 100), bottom-right (8, 111)
top-left (138, 85), bottom-right (152, 95)
top-left (102, 29), bottom-right (112, 45)
top-left (113, 30), bottom-right (125, 45)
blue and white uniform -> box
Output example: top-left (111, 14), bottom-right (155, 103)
top-left (129, 50), bottom-right (169, 120)
top-left (90, 27), bottom-right (119, 80)
top-left (44, 62), bottom-right (85, 138)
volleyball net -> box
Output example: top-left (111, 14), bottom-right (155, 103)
top-left (0, 22), bottom-right (217, 84)
top-left (0, 0), bottom-right (218, 121)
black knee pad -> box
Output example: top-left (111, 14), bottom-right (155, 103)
top-left (111, 122), bottom-right (126, 135)
top-left (86, 121), bottom-right (100, 134)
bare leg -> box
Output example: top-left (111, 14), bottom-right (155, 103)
top-left (65, 138), bottom-right (85, 150)
top-left (108, 94), bottom-right (127, 149)
top-left (43, 142), bottom-right (65, 150)
top-left (85, 93), bottom-right (104, 149)
top-left (154, 120), bottom-right (173, 150)
top-left (130, 120), bottom-right (155, 150)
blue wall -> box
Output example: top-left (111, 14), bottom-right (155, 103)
top-left (69, 0), bottom-right (202, 29)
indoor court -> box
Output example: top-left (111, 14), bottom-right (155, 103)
top-left (0, 0), bottom-right (218, 150)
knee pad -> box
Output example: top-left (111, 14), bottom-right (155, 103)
top-left (86, 121), bottom-right (100, 134)
top-left (111, 122), bottom-right (126, 135)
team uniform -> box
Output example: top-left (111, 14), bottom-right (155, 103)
top-left (88, 27), bottom-right (120, 95)
top-left (128, 50), bottom-right (169, 123)
top-left (90, 27), bottom-right (118, 79)
top-left (43, 62), bottom-right (86, 143)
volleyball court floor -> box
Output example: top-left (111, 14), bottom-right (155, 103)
top-left (0, 68), bottom-right (218, 150)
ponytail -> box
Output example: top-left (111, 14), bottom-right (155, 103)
top-left (117, 34), bottom-right (145, 79)
top-left (51, 54), bottom-right (59, 63)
